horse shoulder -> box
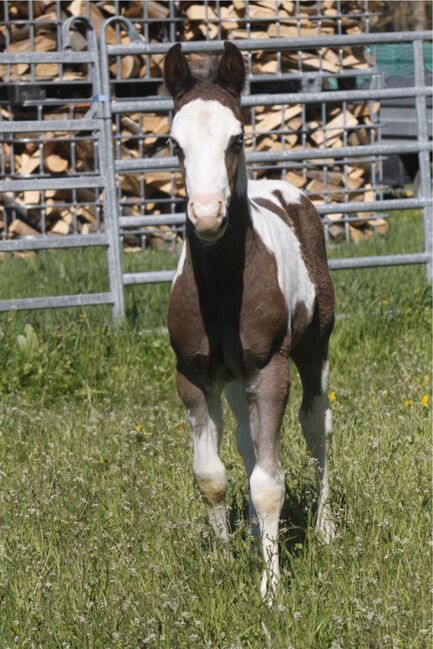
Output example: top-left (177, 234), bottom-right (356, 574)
top-left (168, 247), bottom-right (209, 360)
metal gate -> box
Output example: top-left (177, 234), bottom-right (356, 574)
top-left (100, 23), bottom-right (432, 303)
top-left (0, 13), bottom-right (431, 320)
top-left (0, 16), bottom-right (124, 319)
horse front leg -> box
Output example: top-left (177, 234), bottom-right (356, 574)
top-left (176, 369), bottom-right (229, 544)
top-left (247, 353), bottom-right (290, 602)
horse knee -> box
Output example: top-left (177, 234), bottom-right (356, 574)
top-left (193, 455), bottom-right (227, 504)
top-left (250, 465), bottom-right (285, 519)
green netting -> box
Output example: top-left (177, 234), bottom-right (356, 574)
top-left (373, 43), bottom-right (433, 77)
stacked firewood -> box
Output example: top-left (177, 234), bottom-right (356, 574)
top-left (0, 0), bottom-right (387, 245)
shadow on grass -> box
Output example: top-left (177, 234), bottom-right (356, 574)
top-left (225, 479), bottom-right (348, 561)
top-left (226, 481), bottom-right (312, 555)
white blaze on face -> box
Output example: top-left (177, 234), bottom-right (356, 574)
top-left (171, 98), bottom-right (242, 202)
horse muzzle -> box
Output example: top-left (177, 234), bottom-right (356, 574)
top-left (187, 193), bottom-right (227, 241)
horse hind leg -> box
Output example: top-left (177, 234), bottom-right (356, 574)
top-left (225, 381), bottom-right (260, 537)
top-left (295, 353), bottom-right (336, 543)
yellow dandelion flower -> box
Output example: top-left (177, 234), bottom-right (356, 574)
top-left (135, 422), bottom-right (148, 435)
top-left (404, 399), bottom-right (414, 408)
top-left (420, 394), bottom-right (430, 408)
top-left (382, 299), bottom-right (389, 305)
top-left (329, 391), bottom-right (336, 403)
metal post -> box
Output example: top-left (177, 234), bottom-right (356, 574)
top-left (414, 39), bottom-right (433, 283)
top-left (97, 19), bottom-right (137, 321)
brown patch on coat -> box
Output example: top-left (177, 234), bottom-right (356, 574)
top-left (291, 300), bottom-right (309, 346)
top-left (174, 81), bottom-right (243, 122)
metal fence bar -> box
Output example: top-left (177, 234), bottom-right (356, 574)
top-left (0, 52), bottom-right (97, 65)
top-left (0, 234), bottom-right (108, 253)
top-left (105, 29), bottom-right (433, 56)
top-left (414, 39), bottom-right (433, 282)
top-left (121, 252), bottom-right (430, 287)
top-left (111, 86), bottom-right (432, 114)
top-left (117, 197), bottom-right (431, 232)
top-left (328, 253), bottom-right (430, 270)
top-left (0, 177), bottom-right (103, 193)
top-left (0, 120), bottom-right (100, 133)
top-left (0, 293), bottom-right (113, 313)
top-left (123, 271), bottom-right (178, 285)
top-left (115, 142), bottom-right (432, 173)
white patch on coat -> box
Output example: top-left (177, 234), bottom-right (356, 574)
top-left (248, 178), bottom-right (302, 205)
top-left (188, 404), bottom-right (229, 541)
top-left (249, 463), bottom-right (285, 599)
top-left (321, 360), bottom-right (330, 393)
top-left (250, 464), bottom-right (285, 517)
top-left (248, 182), bottom-right (315, 329)
top-left (171, 241), bottom-right (186, 288)
top-left (171, 99), bottom-right (242, 201)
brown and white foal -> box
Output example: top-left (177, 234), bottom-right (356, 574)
top-left (164, 42), bottom-right (335, 600)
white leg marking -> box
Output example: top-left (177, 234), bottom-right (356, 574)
top-left (299, 392), bottom-right (335, 542)
top-left (250, 464), bottom-right (285, 600)
top-left (189, 400), bottom-right (229, 542)
top-left (225, 382), bottom-right (259, 535)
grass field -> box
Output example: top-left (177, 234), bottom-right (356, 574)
top-left (0, 212), bottom-right (431, 648)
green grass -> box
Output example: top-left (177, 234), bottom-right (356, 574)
top-left (0, 212), bottom-right (431, 648)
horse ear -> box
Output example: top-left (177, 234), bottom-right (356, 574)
top-left (164, 43), bottom-right (195, 98)
top-left (215, 42), bottom-right (245, 96)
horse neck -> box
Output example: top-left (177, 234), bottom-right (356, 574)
top-left (186, 182), bottom-right (250, 287)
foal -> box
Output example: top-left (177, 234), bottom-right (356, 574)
top-left (164, 42), bottom-right (335, 600)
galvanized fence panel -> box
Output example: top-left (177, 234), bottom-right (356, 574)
top-left (0, 16), bottom-right (124, 319)
top-left (0, 11), bottom-right (431, 320)
top-left (99, 26), bottom-right (432, 299)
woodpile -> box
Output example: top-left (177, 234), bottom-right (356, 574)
top-left (0, 0), bottom-right (388, 246)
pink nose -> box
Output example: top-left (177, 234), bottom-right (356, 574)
top-left (187, 193), bottom-right (226, 237)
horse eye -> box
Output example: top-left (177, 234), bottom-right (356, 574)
top-left (231, 133), bottom-right (244, 151)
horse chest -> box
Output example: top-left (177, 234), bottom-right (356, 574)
top-left (168, 257), bottom-right (288, 379)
